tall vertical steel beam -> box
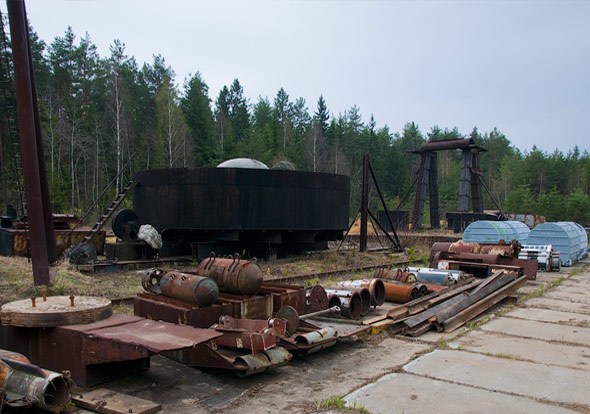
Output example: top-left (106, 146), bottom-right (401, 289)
top-left (457, 149), bottom-right (472, 212)
top-left (428, 154), bottom-right (440, 229)
top-left (470, 150), bottom-right (483, 212)
top-left (7, 0), bottom-right (56, 284)
top-left (359, 154), bottom-right (369, 252)
top-left (411, 152), bottom-right (431, 230)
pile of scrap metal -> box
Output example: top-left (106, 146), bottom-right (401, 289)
top-left (429, 240), bottom-right (538, 279)
top-left (371, 267), bottom-right (470, 303)
top-left (134, 254), bottom-right (375, 377)
top-left (0, 349), bottom-right (72, 412)
top-left (518, 245), bottom-right (561, 272)
top-left (384, 270), bottom-right (527, 336)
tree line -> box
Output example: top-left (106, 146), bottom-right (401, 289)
top-left (0, 23), bottom-right (589, 226)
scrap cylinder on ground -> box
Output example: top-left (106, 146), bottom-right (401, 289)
top-left (337, 279), bottom-right (385, 306)
top-left (373, 268), bottom-right (417, 283)
top-left (196, 255), bottom-right (263, 295)
top-left (383, 281), bottom-right (424, 303)
top-left (324, 288), bottom-right (362, 319)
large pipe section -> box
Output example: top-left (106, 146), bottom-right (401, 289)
top-left (196, 254), bottom-right (263, 295)
top-left (406, 267), bottom-right (458, 285)
top-left (383, 281), bottom-right (428, 303)
top-left (324, 289), bottom-right (363, 320)
top-left (0, 350), bottom-right (71, 412)
top-left (431, 240), bottom-right (521, 258)
top-left (337, 279), bottom-right (385, 306)
top-left (374, 268), bottom-right (417, 283)
top-left (142, 268), bottom-right (219, 306)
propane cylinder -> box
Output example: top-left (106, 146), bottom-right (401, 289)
top-left (159, 271), bottom-right (219, 306)
top-left (196, 254), bottom-right (263, 295)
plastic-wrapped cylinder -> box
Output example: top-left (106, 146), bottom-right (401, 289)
top-left (337, 279), bottom-right (385, 306)
top-left (160, 271), bottom-right (219, 306)
top-left (408, 267), bottom-right (466, 283)
top-left (462, 220), bottom-right (530, 244)
top-left (196, 255), bottom-right (263, 295)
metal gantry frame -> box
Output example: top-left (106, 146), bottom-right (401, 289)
top-left (409, 138), bottom-right (487, 230)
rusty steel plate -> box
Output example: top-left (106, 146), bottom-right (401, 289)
top-left (0, 296), bottom-right (112, 327)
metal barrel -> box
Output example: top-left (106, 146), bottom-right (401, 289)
top-left (306, 285), bottom-right (329, 312)
top-left (0, 350), bottom-right (71, 412)
top-left (383, 281), bottom-right (419, 303)
top-left (407, 267), bottom-right (455, 286)
top-left (159, 271), bottom-right (219, 306)
top-left (324, 288), bottom-right (363, 319)
top-left (337, 279), bottom-right (385, 306)
top-left (196, 254), bottom-right (263, 296)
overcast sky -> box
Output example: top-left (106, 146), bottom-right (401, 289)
top-left (21, 0), bottom-right (590, 153)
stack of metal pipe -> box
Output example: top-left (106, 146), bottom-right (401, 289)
top-left (382, 280), bottom-right (428, 303)
top-left (324, 287), bottom-right (371, 320)
top-left (374, 267), bottom-right (417, 283)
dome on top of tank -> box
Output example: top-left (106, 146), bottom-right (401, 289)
top-left (216, 158), bottom-right (269, 169)
top-left (271, 160), bottom-right (297, 171)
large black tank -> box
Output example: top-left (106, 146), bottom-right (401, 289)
top-left (132, 167), bottom-right (350, 258)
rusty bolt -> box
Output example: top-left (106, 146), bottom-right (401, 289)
top-left (69, 295), bottom-right (75, 307)
top-left (31, 297), bottom-right (36, 307)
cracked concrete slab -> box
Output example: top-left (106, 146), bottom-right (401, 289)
top-left (542, 291), bottom-right (590, 305)
top-left (449, 330), bottom-right (590, 371)
top-left (525, 297), bottom-right (590, 315)
top-left (504, 307), bottom-right (590, 326)
top-left (345, 372), bottom-right (576, 414)
top-left (480, 315), bottom-right (590, 346)
top-left (404, 349), bottom-right (590, 408)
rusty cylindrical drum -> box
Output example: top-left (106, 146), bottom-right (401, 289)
top-left (324, 288), bottom-right (363, 319)
top-left (383, 281), bottom-right (422, 303)
top-left (196, 254), bottom-right (263, 296)
top-left (373, 268), bottom-right (417, 283)
top-left (337, 279), bottom-right (385, 307)
top-left (142, 269), bottom-right (219, 306)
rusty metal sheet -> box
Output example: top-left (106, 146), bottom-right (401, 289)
top-left (70, 315), bottom-right (221, 353)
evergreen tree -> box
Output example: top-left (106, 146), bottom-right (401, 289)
top-left (181, 72), bottom-right (214, 166)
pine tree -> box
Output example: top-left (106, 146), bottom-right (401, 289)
top-left (181, 72), bottom-right (214, 165)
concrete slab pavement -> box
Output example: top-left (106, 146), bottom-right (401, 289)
top-left (525, 297), bottom-right (590, 314)
top-left (404, 349), bottom-right (590, 408)
top-left (504, 306), bottom-right (590, 326)
top-left (449, 330), bottom-right (590, 371)
top-left (344, 372), bottom-right (577, 414)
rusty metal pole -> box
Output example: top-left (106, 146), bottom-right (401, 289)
top-left (359, 154), bottom-right (369, 252)
top-left (7, 0), bottom-right (55, 284)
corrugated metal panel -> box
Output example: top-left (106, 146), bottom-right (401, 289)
top-left (569, 222), bottom-right (588, 259)
top-left (462, 221), bottom-right (530, 244)
top-left (527, 222), bottom-right (583, 266)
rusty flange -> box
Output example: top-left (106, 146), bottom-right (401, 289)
top-left (0, 296), bottom-right (112, 327)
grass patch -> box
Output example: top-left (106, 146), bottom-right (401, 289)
top-left (317, 395), bottom-right (372, 414)
top-left (465, 315), bottom-right (491, 330)
top-left (519, 283), bottom-right (547, 302)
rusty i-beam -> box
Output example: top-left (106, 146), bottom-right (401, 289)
top-left (7, 0), bottom-right (57, 284)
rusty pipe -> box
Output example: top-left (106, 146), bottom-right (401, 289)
top-left (324, 289), bottom-right (362, 319)
top-left (196, 254), bottom-right (263, 295)
top-left (337, 279), bottom-right (385, 306)
top-left (383, 281), bottom-right (426, 303)
top-left (142, 269), bottom-right (219, 306)
top-left (373, 268), bottom-right (417, 283)
top-left (0, 350), bottom-right (71, 412)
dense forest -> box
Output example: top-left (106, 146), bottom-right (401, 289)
top-left (1, 23), bottom-right (589, 226)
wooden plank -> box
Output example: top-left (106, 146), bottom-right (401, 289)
top-left (73, 389), bottom-right (161, 414)
top-left (370, 319), bottom-right (394, 335)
